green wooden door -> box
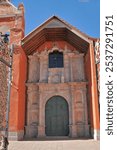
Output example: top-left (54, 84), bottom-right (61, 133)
top-left (45, 96), bottom-right (69, 136)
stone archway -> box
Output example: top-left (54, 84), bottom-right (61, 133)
top-left (45, 96), bottom-right (69, 136)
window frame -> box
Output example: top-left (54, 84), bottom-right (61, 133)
top-left (48, 50), bottom-right (64, 68)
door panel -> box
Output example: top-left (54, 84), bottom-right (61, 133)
top-left (45, 96), bottom-right (69, 136)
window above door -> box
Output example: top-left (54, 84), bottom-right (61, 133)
top-left (49, 51), bottom-right (64, 68)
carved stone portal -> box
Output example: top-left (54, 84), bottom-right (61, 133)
top-left (25, 47), bottom-right (89, 138)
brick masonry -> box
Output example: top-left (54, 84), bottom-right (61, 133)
top-left (0, 62), bottom-right (8, 130)
top-left (0, 0), bottom-right (25, 132)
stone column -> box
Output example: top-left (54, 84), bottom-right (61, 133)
top-left (64, 54), bottom-right (70, 82)
top-left (38, 86), bottom-right (45, 137)
top-left (82, 87), bottom-right (90, 137)
top-left (73, 90), bottom-right (83, 137)
top-left (39, 55), bottom-right (48, 83)
top-left (77, 54), bottom-right (85, 81)
top-left (69, 85), bottom-right (78, 138)
top-left (69, 53), bottom-right (74, 82)
top-left (28, 55), bottom-right (39, 82)
top-left (25, 84), bottom-right (39, 138)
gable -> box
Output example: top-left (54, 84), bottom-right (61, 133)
top-left (22, 16), bottom-right (92, 43)
top-left (45, 19), bottom-right (69, 29)
top-left (21, 16), bottom-right (94, 55)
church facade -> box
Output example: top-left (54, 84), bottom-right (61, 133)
top-left (0, 1), bottom-right (100, 140)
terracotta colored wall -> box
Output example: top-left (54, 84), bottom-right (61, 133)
top-left (0, 4), bottom-right (22, 131)
top-left (18, 50), bottom-right (27, 131)
top-left (9, 48), bottom-right (27, 132)
top-left (0, 2), bottom-right (26, 134)
top-left (9, 53), bottom-right (20, 131)
top-left (36, 41), bottom-right (76, 53)
top-left (84, 44), bottom-right (100, 132)
top-left (84, 47), bottom-right (93, 129)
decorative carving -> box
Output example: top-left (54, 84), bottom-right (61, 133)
top-left (0, 0), bottom-right (10, 2)
top-left (94, 40), bottom-right (100, 103)
top-left (28, 55), bottom-right (39, 82)
top-left (95, 40), bottom-right (100, 64)
top-left (48, 68), bottom-right (64, 83)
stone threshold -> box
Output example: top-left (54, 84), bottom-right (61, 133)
top-left (23, 136), bottom-right (93, 141)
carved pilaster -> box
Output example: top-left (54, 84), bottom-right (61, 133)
top-left (69, 53), bottom-right (74, 82)
top-left (64, 54), bottom-right (70, 82)
top-left (25, 84), bottom-right (39, 138)
top-left (69, 84), bottom-right (78, 137)
top-left (39, 55), bottom-right (48, 83)
top-left (38, 90), bottom-right (45, 137)
top-left (77, 54), bottom-right (85, 81)
top-left (28, 55), bottom-right (39, 82)
top-left (82, 87), bottom-right (90, 137)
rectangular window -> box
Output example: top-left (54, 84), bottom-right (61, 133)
top-left (49, 51), bottom-right (63, 68)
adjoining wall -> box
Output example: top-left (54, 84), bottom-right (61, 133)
top-left (9, 48), bottom-right (27, 140)
top-left (0, 1), bottom-right (26, 140)
top-left (84, 44), bottom-right (100, 140)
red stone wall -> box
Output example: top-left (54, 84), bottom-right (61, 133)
top-left (0, 1), bottom-right (25, 135)
top-left (35, 41), bottom-right (77, 54)
top-left (84, 47), bottom-right (94, 129)
top-left (9, 48), bottom-right (27, 132)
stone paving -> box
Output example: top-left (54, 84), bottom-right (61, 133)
top-left (9, 139), bottom-right (100, 150)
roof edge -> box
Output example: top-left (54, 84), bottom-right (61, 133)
top-left (22, 15), bottom-right (99, 44)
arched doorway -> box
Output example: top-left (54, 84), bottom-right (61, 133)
top-left (45, 96), bottom-right (69, 136)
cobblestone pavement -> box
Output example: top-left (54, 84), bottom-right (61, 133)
top-left (9, 139), bottom-right (100, 150)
